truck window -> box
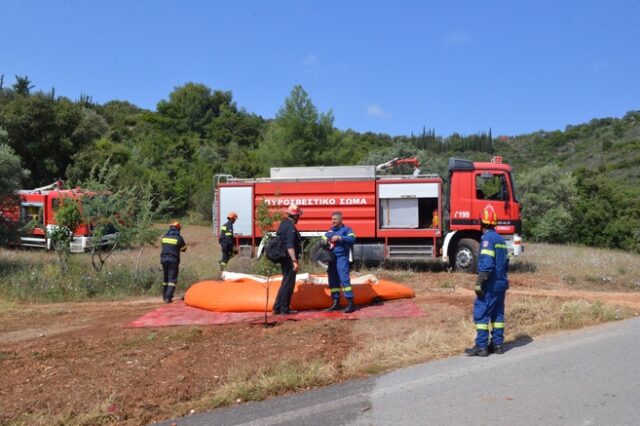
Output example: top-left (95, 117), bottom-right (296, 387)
top-left (476, 173), bottom-right (510, 202)
top-left (21, 204), bottom-right (44, 227)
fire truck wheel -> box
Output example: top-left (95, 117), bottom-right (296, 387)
top-left (316, 260), bottom-right (329, 271)
top-left (454, 238), bottom-right (479, 273)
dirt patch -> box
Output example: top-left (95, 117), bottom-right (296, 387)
top-left (0, 298), bottom-right (357, 425)
top-left (2, 236), bottom-right (640, 425)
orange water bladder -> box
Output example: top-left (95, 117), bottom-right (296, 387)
top-left (184, 273), bottom-right (414, 312)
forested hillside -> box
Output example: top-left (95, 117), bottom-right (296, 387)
top-left (1, 75), bottom-right (639, 252)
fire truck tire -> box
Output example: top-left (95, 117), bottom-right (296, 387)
top-left (454, 238), bottom-right (479, 273)
top-left (316, 260), bottom-right (329, 270)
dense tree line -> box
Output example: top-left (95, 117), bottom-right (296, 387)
top-left (0, 74), bottom-right (639, 252)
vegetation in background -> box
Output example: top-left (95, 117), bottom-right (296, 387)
top-left (79, 160), bottom-right (162, 272)
top-left (1, 74), bottom-right (639, 251)
top-left (0, 136), bottom-right (28, 244)
top-left (47, 199), bottom-right (83, 273)
top-left (517, 165), bottom-right (578, 244)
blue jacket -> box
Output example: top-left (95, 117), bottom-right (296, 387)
top-left (160, 227), bottom-right (186, 264)
top-left (323, 225), bottom-right (356, 258)
top-left (219, 220), bottom-right (235, 249)
top-left (477, 229), bottom-right (509, 292)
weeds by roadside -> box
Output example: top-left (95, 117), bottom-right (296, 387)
top-left (342, 322), bottom-right (467, 376)
top-left (206, 359), bottom-right (336, 409)
top-left (508, 296), bottom-right (624, 337)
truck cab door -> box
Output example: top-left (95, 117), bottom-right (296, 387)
top-left (474, 172), bottom-right (516, 233)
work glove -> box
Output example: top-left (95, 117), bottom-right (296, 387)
top-left (475, 272), bottom-right (489, 297)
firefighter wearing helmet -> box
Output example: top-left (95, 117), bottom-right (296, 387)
top-left (219, 212), bottom-right (238, 270)
top-left (160, 222), bottom-right (187, 303)
top-left (272, 203), bottom-right (302, 315)
top-left (465, 205), bottom-right (510, 357)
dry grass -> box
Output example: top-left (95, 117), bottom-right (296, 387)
top-left (514, 243), bottom-right (640, 290)
top-left (343, 319), bottom-right (469, 376)
top-left (0, 299), bottom-right (17, 314)
top-left (204, 359), bottom-right (337, 409)
top-left (10, 393), bottom-right (121, 426)
top-left (508, 296), bottom-right (624, 337)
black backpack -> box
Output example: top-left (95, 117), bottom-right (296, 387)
top-left (265, 236), bottom-right (288, 263)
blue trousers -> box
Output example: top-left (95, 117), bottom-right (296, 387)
top-left (327, 255), bottom-right (353, 300)
top-left (473, 289), bottom-right (506, 348)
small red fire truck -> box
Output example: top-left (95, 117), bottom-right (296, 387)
top-left (1, 181), bottom-right (117, 252)
top-left (214, 156), bottom-right (523, 272)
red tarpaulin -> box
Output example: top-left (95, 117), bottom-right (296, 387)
top-left (127, 299), bottom-right (425, 328)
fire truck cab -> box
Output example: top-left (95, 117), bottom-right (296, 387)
top-left (214, 156), bottom-right (522, 272)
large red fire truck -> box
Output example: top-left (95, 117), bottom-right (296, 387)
top-left (214, 156), bottom-right (523, 272)
top-left (1, 181), bottom-right (117, 252)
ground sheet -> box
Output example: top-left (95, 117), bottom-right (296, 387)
top-left (127, 298), bottom-right (425, 328)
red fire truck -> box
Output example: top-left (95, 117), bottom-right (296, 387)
top-left (214, 156), bottom-right (523, 272)
top-left (1, 181), bottom-right (117, 252)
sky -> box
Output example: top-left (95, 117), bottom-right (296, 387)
top-left (1, 0), bottom-right (639, 137)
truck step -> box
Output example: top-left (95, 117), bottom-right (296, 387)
top-left (387, 245), bottom-right (434, 260)
top-left (20, 237), bottom-right (47, 249)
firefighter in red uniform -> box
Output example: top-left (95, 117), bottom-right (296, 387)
top-left (160, 222), bottom-right (187, 303)
top-left (466, 205), bottom-right (509, 356)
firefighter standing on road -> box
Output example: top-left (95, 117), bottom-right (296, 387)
top-left (465, 205), bottom-right (509, 356)
top-left (160, 222), bottom-right (187, 303)
top-left (323, 211), bottom-right (357, 313)
top-left (272, 204), bottom-right (302, 315)
top-left (219, 212), bottom-right (238, 270)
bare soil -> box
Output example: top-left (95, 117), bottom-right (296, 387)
top-left (2, 230), bottom-right (640, 425)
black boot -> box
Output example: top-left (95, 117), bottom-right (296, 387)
top-left (324, 299), bottom-right (343, 312)
top-left (488, 342), bottom-right (504, 354)
top-left (165, 284), bottom-right (175, 303)
top-left (343, 298), bottom-right (355, 314)
top-left (162, 284), bottom-right (168, 302)
top-left (464, 346), bottom-right (489, 357)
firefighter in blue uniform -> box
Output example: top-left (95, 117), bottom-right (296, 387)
top-left (466, 205), bottom-right (509, 356)
top-left (160, 222), bottom-right (187, 303)
top-left (322, 211), bottom-right (357, 313)
top-left (219, 212), bottom-right (238, 270)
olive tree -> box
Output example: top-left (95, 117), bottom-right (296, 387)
top-left (0, 138), bottom-right (29, 245)
top-left (80, 160), bottom-right (162, 272)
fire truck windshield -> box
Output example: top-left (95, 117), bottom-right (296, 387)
top-left (476, 173), bottom-right (510, 202)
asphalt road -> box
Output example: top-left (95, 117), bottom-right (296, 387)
top-left (158, 317), bottom-right (640, 426)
